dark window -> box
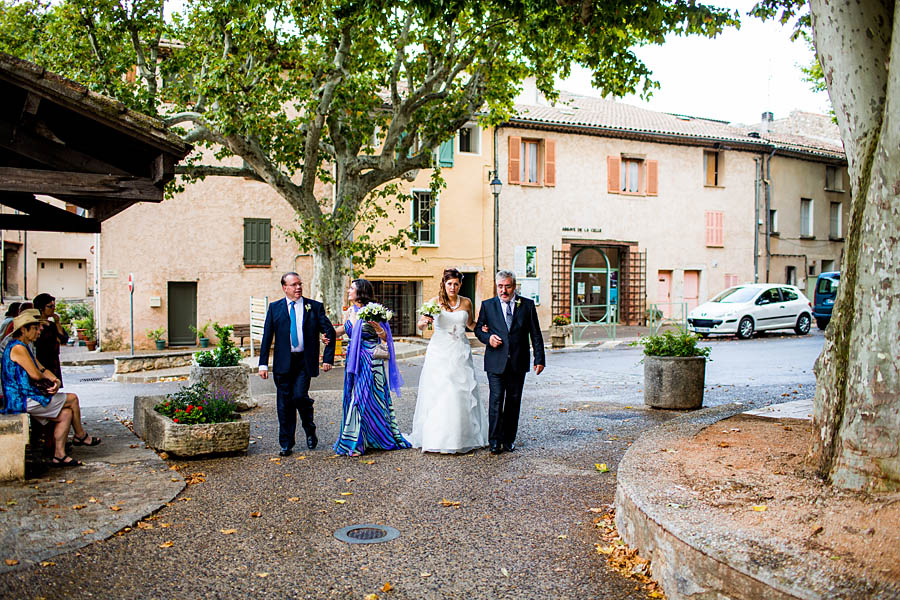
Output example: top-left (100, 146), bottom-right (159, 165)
top-left (243, 218), bottom-right (271, 266)
top-left (412, 191), bottom-right (436, 245)
top-left (780, 287), bottom-right (799, 301)
top-left (756, 288), bottom-right (782, 305)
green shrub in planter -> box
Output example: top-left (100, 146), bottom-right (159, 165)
top-left (637, 329), bottom-right (711, 358)
top-left (194, 322), bottom-right (243, 367)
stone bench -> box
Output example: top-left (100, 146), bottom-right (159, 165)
top-left (0, 413), bottom-right (30, 481)
top-left (114, 351), bottom-right (195, 374)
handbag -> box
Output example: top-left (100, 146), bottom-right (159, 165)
top-left (372, 342), bottom-right (390, 360)
top-left (34, 378), bottom-right (55, 395)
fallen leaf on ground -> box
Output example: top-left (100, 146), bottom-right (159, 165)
top-left (295, 456), bottom-right (306, 460)
top-left (420, 572), bottom-right (431, 578)
top-left (72, 504), bottom-right (86, 510)
top-left (110, 505), bottom-right (122, 511)
top-left (362, 460), bottom-right (375, 465)
top-left (381, 581), bottom-right (393, 592)
top-left (288, 497), bottom-right (300, 502)
top-left (129, 444), bottom-right (139, 448)
top-left (39, 561), bottom-right (55, 567)
top-left (588, 507), bottom-right (604, 513)
top-left (137, 522), bottom-right (153, 529)
top-left (364, 595), bottom-right (378, 600)
top-left (752, 505), bottom-right (767, 512)
top-left (220, 529), bottom-right (238, 534)
top-left (159, 523), bottom-right (171, 528)
top-left (88, 497), bottom-right (98, 503)
top-left (557, 535), bottom-right (567, 539)
top-left (257, 572), bottom-right (270, 577)
top-left (559, 408), bottom-right (569, 413)
top-left (334, 500), bottom-right (346, 504)
top-left (250, 512), bottom-right (261, 518)
top-left (783, 425), bottom-right (793, 431)
top-left (346, 478), bottom-right (355, 482)
top-left (718, 442), bottom-right (730, 448)
top-left (340, 492), bottom-right (352, 496)
top-left (81, 529), bottom-right (95, 535)
top-left (595, 463), bottom-right (609, 473)
top-left (440, 498), bottom-right (461, 507)
top-left (268, 458), bottom-right (282, 462)
top-left (501, 567), bottom-right (509, 577)
top-left (158, 541), bottom-right (174, 548)
top-left (5, 559), bottom-right (18, 566)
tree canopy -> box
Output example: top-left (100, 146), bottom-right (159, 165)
top-left (1, 0), bottom-right (740, 315)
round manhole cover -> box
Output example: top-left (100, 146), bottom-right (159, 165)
top-left (334, 524), bottom-right (400, 545)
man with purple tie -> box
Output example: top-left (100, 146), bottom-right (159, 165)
top-left (258, 273), bottom-right (336, 456)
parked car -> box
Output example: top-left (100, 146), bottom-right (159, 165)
top-left (813, 271), bottom-right (840, 329)
top-left (687, 283), bottom-right (813, 339)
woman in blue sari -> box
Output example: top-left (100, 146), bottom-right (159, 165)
top-left (333, 279), bottom-right (410, 456)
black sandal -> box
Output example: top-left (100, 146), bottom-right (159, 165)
top-left (72, 434), bottom-right (101, 447)
top-left (50, 455), bottom-right (83, 468)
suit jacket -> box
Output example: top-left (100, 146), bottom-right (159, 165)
top-left (475, 295), bottom-right (545, 375)
top-left (258, 297), bottom-right (336, 377)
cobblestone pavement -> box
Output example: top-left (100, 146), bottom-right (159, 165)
top-left (0, 333), bottom-right (821, 599)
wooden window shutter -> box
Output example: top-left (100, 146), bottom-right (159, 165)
top-left (544, 139), bottom-right (556, 186)
top-left (705, 152), bottom-right (717, 186)
top-left (508, 136), bottom-right (521, 184)
top-left (438, 138), bottom-right (454, 167)
top-left (607, 156), bottom-right (620, 193)
top-left (646, 160), bottom-right (659, 196)
top-left (705, 211), bottom-right (724, 247)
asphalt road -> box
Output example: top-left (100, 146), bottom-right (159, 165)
top-left (1, 330), bottom-right (823, 599)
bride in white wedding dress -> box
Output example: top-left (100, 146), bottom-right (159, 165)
top-left (409, 268), bottom-right (488, 454)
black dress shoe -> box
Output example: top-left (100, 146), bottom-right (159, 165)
top-left (503, 442), bottom-right (516, 452)
top-left (306, 434), bottom-right (318, 450)
top-left (279, 448), bottom-right (293, 457)
top-left (489, 443), bottom-right (502, 455)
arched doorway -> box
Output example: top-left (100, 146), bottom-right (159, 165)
top-left (570, 247), bottom-right (618, 325)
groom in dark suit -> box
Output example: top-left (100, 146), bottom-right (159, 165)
top-left (475, 269), bottom-right (545, 454)
top-left (258, 272), bottom-right (336, 456)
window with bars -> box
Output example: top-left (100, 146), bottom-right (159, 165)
top-left (412, 190), bottom-right (437, 246)
top-left (243, 218), bottom-right (271, 266)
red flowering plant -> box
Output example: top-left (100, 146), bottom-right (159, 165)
top-left (551, 313), bottom-right (571, 326)
top-left (154, 381), bottom-right (238, 424)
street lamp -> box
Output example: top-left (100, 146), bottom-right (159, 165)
top-left (490, 172), bottom-right (502, 277)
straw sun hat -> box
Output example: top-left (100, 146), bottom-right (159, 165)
top-left (12, 309), bottom-right (41, 333)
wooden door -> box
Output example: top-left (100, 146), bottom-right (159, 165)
top-left (657, 270), bottom-right (672, 318)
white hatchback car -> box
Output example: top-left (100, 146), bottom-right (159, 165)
top-left (687, 283), bottom-right (813, 339)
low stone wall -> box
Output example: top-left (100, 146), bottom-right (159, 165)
top-left (0, 414), bottom-right (29, 481)
top-left (114, 351), bottom-right (194, 374)
top-left (133, 395), bottom-right (250, 457)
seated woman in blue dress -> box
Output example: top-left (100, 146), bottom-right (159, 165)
top-left (1, 311), bottom-right (100, 467)
top-left (332, 279), bottom-right (410, 456)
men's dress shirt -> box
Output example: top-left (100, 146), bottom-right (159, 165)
top-left (288, 297), bottom-right (304, 353)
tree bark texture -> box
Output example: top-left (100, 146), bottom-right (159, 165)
top-left (809, 0), bottom-right (900, 491)
top-left (313, 245), bottom-right (349, 324)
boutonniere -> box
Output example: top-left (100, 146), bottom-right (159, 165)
top-left (515, 299), bottom-right (521, 308)
top-left (304, 304), bottom-right (311, 312)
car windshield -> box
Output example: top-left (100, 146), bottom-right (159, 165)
top-left (710, 286), bottom-right (759, 303)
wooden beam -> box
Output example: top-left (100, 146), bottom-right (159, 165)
top-left (0, 214), bottom-right (100, 233)
top-left (0, 167), bottom-right (162, 201)
top-left (150, 153), bottom-right (175, 184)
top-left (0, 120), bottom-right (131, 176)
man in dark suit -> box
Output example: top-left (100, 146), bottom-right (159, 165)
top-left (258, 272), bottom-right (336, 456)
top-left (475, 269), bottom-right (545, 454)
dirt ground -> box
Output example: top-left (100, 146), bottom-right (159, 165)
top-left (668, 414), bottom-right (900, 587)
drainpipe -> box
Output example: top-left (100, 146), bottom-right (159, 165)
top-left (753, 157), bottom-right (760, 283)
top-left (94, 232), bottom-right (101, 350)
top-left (492, 125), bottom-right (500, 279)
top-left (764, 147), bottom-right (776, 283)
top-left (23, 231), bottom-right (27, 299)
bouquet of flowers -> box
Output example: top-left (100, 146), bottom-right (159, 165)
top-left (417, 300), bottom-right (442, 329)
top-left (357, 302), bottom-right (394, 322)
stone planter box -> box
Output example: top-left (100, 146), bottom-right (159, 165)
top-left (643, 355), bottom-right (706, 410)
top-left (549, 324), bottom-right (573, 348)
top-left (189, 364), bottom-right (257, 411)
top-left (133, 395), bottom-right (250, 457)
top-left (114, 351), bottom-right (195, 374)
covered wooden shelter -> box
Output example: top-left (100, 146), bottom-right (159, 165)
top-left (0, 52), bottom-right (191, 233)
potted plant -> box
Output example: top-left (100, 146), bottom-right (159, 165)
top-left (550, 313), bottom-right (572, 348)
top-left (132, 381), bottom-right (250, 456)
top-left (188, 323), bottom-right (256, 411)
top-left (637, 329), bottom-right (711, 410)
top-left (190, 321), bottom-right (212, 348)
top-left (147, 326), bottom-right (166, 350)
top-left (75, 311), bottom-right (97, 351)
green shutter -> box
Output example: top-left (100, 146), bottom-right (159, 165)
top-left (438, 138), bottom-right (454, 167)
top-left (244, 218), bottom-right (271, 265)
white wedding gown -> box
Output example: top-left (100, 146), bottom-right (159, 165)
top-left (409, 309), bottom-right (488, 453)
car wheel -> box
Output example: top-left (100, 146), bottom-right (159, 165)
top-left (795, 313), bottom-right (811, 335)
top-left (816, 318), bottom-right (830, 330)
top-left (737, 316), bottom-right (754, 339)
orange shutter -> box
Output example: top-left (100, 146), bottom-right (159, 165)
top-left (508, 136), bottom-right (521, 185)
top-left (544, 139), bottom-right (556, 186)
top-left (646, 160), bottom-right (659, 196)
top-left (607, 156), bottom-right (620, 193)
top-left (705, 152), bottom-right (716, 186)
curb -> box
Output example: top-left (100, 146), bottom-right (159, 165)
top-left (614, 404), bottom-right (889, 600)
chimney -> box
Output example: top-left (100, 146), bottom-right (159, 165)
top-left (760, 111), bottom-right (774, 135)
